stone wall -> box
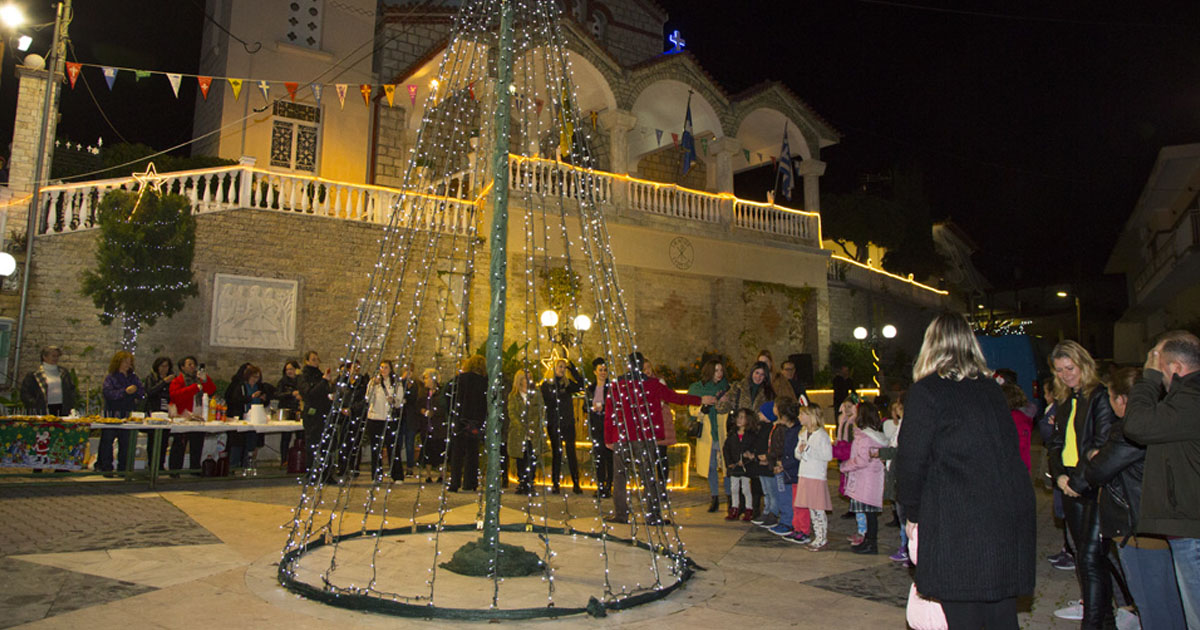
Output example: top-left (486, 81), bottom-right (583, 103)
top-left (14, 204), bottom-right (835, 397)
top-left (826, 280), bottom-right (943, 385)
top-left (635, 143), bottom-right (706, 190)
top-left (373, 105), bottom-right (411, 187)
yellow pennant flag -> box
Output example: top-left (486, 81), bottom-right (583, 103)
top-left (228, 78), bottom-right (243, 101)
top-left (384, 84), bottom-right (396, 107)
top-left (558, 89), bottom-right (574, 158)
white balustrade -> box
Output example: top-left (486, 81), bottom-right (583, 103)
top-left (508, 158), bottom-right (612, 205)
top-left (35, 165), bottom-right (477, 237)
top-left (626, 178), bottom-right (721, 223)
top-left (733, 200), bottom-right (818, 244)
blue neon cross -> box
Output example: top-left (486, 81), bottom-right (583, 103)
top-left (668, 30), bottom-right (685, 52)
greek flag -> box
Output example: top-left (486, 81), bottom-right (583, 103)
top-left (681, 96), bottom-right (698, 175)
top-left (775, 123), bottom-right (794, 202)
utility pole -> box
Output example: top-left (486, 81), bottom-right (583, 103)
top-left (13, 0), bottom-right (70, 383)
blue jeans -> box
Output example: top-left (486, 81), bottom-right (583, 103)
top-left (897, 503), bottom-right (909, 549)
top-left (1169, 538), bottom-right (1200, 630)
top-left (758, 475), bottom-right (777, 516)
top-left (1117, 542), bottom-right (1186, 630)
top-left (708, 441), bottom-right (721, 496)
top-left (774, 475), bottom-right (793, 529)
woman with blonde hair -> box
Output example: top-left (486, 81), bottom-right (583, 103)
top-left (896, 313), bottom-right (1035, 628)
top-left (1047, 340), bottom-right (1118, 628)
top-left (507, 368), bottom-right (545, 495)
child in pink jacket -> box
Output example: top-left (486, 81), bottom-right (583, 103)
top-left (840, 402), bottom-right (887, 554)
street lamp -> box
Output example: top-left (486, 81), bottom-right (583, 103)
top-left (539, 309), bottom-right (558, 328)
top-left (0, 4), bottom-right (25, 28)
top-left (853, 324), bottom-right (898, 389)
top-left (1056, 290), bottom-right (1082, 340)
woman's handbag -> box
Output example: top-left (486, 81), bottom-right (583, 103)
top-left (905, 525), bottom-right (948, 630)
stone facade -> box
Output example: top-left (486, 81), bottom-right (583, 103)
top-left (634, 141), bottom-right (707, 190)
top-left (7, 66), bottom-right (62, 235)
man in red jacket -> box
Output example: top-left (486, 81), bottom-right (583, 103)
top-left (604, 352), bottom-right (714, 525)
top-left (167, 356), bottom-right (217, 471)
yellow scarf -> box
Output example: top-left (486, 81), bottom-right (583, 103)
top-left (1062, 396), bottom-right (1079, 468)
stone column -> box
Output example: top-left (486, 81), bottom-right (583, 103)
top-left (597, 108), bottom-right (637, 175)
top-left (7, 65), bottom-right (62, 234)
top-left (796, 158), bottom-right (826, 213)
top-left (707, 136), bottom-right (741, 194)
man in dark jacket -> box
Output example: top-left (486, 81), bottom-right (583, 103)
top-left (297, 350), bottom-right (334, 474)
top-left (1123, 331), bottom-right (1200, 629)
top-left (444, 355), bottom-right (487, 492)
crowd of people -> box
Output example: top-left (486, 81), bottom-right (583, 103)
top-left (16, 315), bottom-right (1200, 630)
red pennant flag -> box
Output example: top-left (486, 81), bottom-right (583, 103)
top-left (535, 98), bottom-right (544, 115)
top-left (407, 84), bottom-right (417, 106)
top-left (671, 132), bottom-right (679, 147)
top-left (65, 62), bottom-right (82, 89)
top-left (284, 82), bottom-right (298, 102)
top-left (468, 81), bottom-right (475, 100)
top-left (197, 76), bottom-right (212, 100)
top-left (360, 84), bottom-right (372, 106)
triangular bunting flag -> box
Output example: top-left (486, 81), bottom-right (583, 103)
top-left (197, 76), bottom-right (212, 100)
top-left (655, 129), bottom-right (663, 146)
top-left (671, 132), bottom-right (679, 147)
top-left (742, 148), bottom-right (750, 162)
top-left (284, 81), bottom-right (298, 101)
top-left (468, 81), bottom-right (475, 101)
top-left (336, 84), bottom-right (348, 109)
top-left (534, 98), bottom-right (544, 115)
top-left (384, 84), bottom-right (396, 107)
top-left (757, 152), bottom-right (763, 162)
top-left (407, 84), bottom-right (417, 106)
top-left (557, 89), bottom-right (574, 158)
top-left (701, 138), bottom-right (709, 156)
top-left (590, 111), bottom-right (598, 130)
top-left (166, 73), bottom-right (182, 98)
top-left (102, 67), bottom-right (117, 90)
top-left (134, 70), bottom-right (151, 81)
top-left (65, 62), bottom-right (81, 89)
top-left (311, 83), bottom-right (322, 105)
top-left (228, 78), bottom-right (243, 100)
top-left (360, 84), bottom-right (371, 106)
top-left (257, 80), bottom-right (270, 102)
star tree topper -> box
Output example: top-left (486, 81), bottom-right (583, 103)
top-left (128, 162), bottom-right (167, 218)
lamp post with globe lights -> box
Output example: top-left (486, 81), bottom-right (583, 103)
top-left (853, 323), bottom-right (897, 389)
top-left (539, 309), bottom-right (593, 348)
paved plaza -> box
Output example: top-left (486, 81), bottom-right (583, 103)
top-left (0, 446), bottom-right (1100, 629)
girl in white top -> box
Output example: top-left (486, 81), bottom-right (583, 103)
top-left (792, 405), bottom-right (833, 550)
top-left (365, 360), bottom-right (404, 481)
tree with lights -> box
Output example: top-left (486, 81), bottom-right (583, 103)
top-left (80, 189), bottom-right (198, 353)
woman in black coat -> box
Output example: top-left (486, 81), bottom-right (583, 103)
top-left (539, 357), bottom-right (584, 494)
top-left (1047, 340), bottom-right (1118, 630)
top-left (896, 313), bottom-right (1035, 628)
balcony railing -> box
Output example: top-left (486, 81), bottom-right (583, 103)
top-left (1134, 209), bottom-right (1200, 297)
top-left (33, 158), bottom-right (823, 248)
top-left (34, 165), bottom-right (479, 237)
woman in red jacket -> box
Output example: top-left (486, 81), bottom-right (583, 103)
top-left (167, 356), bottom-right (217, 472)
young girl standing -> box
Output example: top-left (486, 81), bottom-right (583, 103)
top-left (841, 402), bottom-right (887, 554)
top-left (723, 408), bottom-right (757, 521)
top-left (789, 404), bottom-right (833, 549)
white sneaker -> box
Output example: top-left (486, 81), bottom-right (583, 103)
top-left (1053, 600), bottom-right (1084, 621)
top-left (1116, 607), bottom-right (1141, 630)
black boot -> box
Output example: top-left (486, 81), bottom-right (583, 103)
top-left (853, 512), bottom-right (879, 554)
top-left (708, 496), bottom-right (720, 513)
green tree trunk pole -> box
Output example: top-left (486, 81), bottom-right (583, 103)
top-left (481, 0), bottom-right (515, 552)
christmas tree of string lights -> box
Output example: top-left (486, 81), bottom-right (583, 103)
top-left (278, 0), bottom-right (694, 618)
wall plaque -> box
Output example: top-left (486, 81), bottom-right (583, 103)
top-left (210, 273), bottom-right (298, 349)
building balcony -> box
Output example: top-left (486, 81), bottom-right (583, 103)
top-left (1132, 208), bottom-right (1200, 310)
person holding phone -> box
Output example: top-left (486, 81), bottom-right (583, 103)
top-left (168, 356), bottom-right (216, 472)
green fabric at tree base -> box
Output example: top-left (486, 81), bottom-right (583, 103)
top-left (439, 537), bottom-right (544, 577)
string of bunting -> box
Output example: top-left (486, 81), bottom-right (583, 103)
top-left (62, 60), bottom-right (431, 110)
top-left (62, 61), bottom-right (787, 167)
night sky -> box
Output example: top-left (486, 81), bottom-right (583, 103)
top-left (5, 1), bottom-right (1200, 292)
top-left (658, 0), bottom-right (1200, 288)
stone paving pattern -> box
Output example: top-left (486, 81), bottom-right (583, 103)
top-left (0, 445), bottom-right (1097, 629)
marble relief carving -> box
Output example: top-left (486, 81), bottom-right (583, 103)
top-left (210, 274), bottom-right (298, 349)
